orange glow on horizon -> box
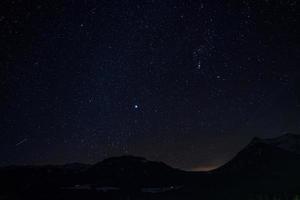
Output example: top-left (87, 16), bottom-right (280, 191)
top-left (190, 165), bottom-right (219, 172)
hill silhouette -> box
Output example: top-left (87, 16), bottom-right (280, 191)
top-left (1, 134), bottom-right (300, 199)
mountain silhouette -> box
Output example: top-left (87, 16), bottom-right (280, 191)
top-left (213, 133), bottom-right (300, 197)
top-left (217, 133), bottom-right (300, 174)
top-left (83, 155), bottom-right (184, 188)
top-left (1, 134), bottom-right (300, 199)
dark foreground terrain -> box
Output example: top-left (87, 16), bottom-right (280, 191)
top-left (1, 133), bottom-right (300, 200)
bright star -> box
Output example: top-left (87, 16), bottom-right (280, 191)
top-left (197, 60), bottom-right (201, 70)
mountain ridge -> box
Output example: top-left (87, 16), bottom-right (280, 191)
top-left (1, 133), bottom-right (300, 199)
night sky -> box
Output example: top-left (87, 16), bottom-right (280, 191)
top-left (1, 0), bottom-right (299, 171)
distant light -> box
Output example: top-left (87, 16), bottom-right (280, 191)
top-left (134, 105), bottom-right (139, 109)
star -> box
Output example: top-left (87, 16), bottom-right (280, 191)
top-left (197, 61), bottom-right (201, 70)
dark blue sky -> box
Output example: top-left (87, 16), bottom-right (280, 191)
top-left (1, 0), bottom-right (299, 170)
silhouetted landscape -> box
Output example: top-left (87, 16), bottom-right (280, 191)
top-left (2, 0), bottom-right (299, 199)
top-left (1, 133), bottom-right (300, 200)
